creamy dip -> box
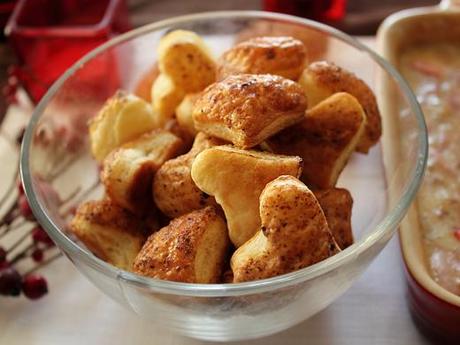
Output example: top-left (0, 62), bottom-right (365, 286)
top-left (400, 43), bottom-right (460, 296)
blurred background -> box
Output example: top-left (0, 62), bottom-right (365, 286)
top-left (0, 0), bottom-right (439, 117)
top-left (125, 0), bottom-right (438, 34)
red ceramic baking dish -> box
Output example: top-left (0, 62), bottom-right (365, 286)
top-left (377, 0), bottom-right (460, 342)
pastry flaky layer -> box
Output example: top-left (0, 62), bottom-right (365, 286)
top-left (133, 206), bottom-right (229, 284)
top-left (153, 132), bottom-right (224, 218)
top-left (70, 199), bottom-right (156, 271)
top-left (101, 129), bottom-right (184, 215)
top-left (193, 74), bottom-right (307, 149)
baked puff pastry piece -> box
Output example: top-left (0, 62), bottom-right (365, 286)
top-left (175, 93), bottom-right (201, 136)
top-left (101, 129), bottom-right (184, 215)
top-left (217, 36), bottom-right (307, 80)
top-left (231, 176), bottom-right (340, 283)
top-left (191, 146), bottom-right (303, 247)
top-left (314, 188), bottom-right (354, 250)
top-left (157, 30), bottom-right (216, 93)
top-left (267, 92), bottom-right (366, 189)
top-left (70, 199), bottom-right (154, 271)
top-left (151, 73), bottom-right (185, 127)
top-left (133, 206), bottom-right (229, 283)
top-left (193, 74), bottom-right (307, 149)
top-left (298, 61), bottom-right (381, 153)
top-left (153, 132), bottom-right (224, 218)
top-left (152, 30), bottom-right (216, 126)
top-left (89, 91), bottom-right (158, 162)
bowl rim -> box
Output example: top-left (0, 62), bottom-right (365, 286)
top-left (20, 10), bottom-right (427, 297)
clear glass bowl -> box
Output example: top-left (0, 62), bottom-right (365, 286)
top-left (20, 11), bottom-right (427, 342)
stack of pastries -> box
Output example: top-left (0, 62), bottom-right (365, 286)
top-left (70, 30), bottom-right (381, 284)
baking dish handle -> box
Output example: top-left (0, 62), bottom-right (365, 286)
top-left (439, 0), bottom-right (460, 9)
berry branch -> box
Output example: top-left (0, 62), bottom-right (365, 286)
top-left (1, 73), bottom-right (95, 300)
top-left (0, 127), bottom-right (95, 300)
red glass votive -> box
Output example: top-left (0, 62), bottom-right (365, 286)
top-left (5, 0), bottom-right (131, 103)
top-left (263, 0), bottom-right (347, 22)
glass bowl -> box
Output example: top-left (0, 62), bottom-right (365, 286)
top-left (20, 11), bottom-right (427, 342)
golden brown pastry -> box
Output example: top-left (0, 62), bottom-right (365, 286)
top-left (153, 132), bottom-right (224, 218)
top-left (176, 93), bottom-right (201, 136)
top-left (101, 129), bottom-right (184, 215)
top-left (133, 206), bottom-right (229, 283)
top-left (151, 73), bottom-right (185, 127)
top-left (157, 30), bottom-right (216, 93)
top-left (191, 146), bottom-right (303, 247)
top-left (89, 91), bottom-right (158, 162)
top-left (298, 61), bottom-right (381, 153)
top-left (70, 199), bottom-right (153, 271)
top-left (235, 21), bottom-right (328, 62)
top-left (217, 36), bottom-right (307, 80)
top-left (314, 188), bottom-right (354, 250)
top-left (231, 175), bottom-right (340, 283)
top-left (267, 92), bottom-right (366, 189)
top-left (193, 74), bottom-right (307, 148)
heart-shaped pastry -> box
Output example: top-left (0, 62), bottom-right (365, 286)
top-left (231, 175), bottom-right (339, 282)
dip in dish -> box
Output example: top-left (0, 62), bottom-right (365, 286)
top-left (400, 43), bottom-right (460, 296)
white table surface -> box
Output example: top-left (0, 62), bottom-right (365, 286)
top-left (0, 37), bottom-right (434, 345)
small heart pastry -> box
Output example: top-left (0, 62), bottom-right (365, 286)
top-left (231, 175), bottom-right (340, 283)
top-left (267, 92), bottom-right (366, 189)
top-left (157, 30), bottom-right (216, 93)
top-left (191, 146), bottom-right (303, 247)
top-left (298, 61), bottom-right (381, 153)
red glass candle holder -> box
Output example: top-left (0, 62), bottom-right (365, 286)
top-left (263, 0), bottom-right (347, 22)
top-left (5, 0), bottom-right (131, 103)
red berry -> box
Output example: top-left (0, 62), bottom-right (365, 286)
top-left (22, 275), bottom-right (48, 300)
top-left (0, 268), bottom-right (22, 296)
top-left (0, 261), bottom-right (9, 269)
top-left (32, 227), bottom-right (54, 246)
top-left (17, 179), bottom-right (24, 195)
top-left (454, 229), bottom-right (460, 242)
top-left (67, 206), bottom-right (77, 216)
top-left (0, 247), bottom-right (6, 263)
top-left (18, 195), bottom-right (34, 220)
top-left (3, 211), bottom-right (15, 225)
top-left (31, 248), bottom-right (44, 262)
